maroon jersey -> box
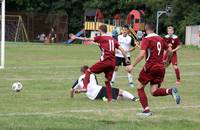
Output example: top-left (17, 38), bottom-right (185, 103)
top-left (164, 34), bottom-right (180, 50)
top-left (94, 35), bottom-right (119, 62)
top-left (141, 33), bottom-right (168, 69)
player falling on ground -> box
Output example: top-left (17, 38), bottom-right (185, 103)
top-left (127, 22), bottom-right (181, 116)
top-left (163, 26), bottom-right (181, 85)
top-left (111, 25), bottom-right (135, 88)
top-left (70, 65), bottom-right (139, 101)
top-left (69, 25), bottom-right (130, 102)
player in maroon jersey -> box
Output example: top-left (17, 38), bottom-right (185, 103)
top-left (163, 26), bottom-right (181, 85)
top-left (127, 22), bottom-right (180, 116)
top-left (69, 25), bottom-right (130, 102)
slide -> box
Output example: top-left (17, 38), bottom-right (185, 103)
top-left (65, 29), bottom-right (84, 44)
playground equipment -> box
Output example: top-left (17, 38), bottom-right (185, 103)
top-left (66, 9), bottom-right (144, 45)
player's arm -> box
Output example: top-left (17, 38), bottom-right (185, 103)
top-left (163, 43), bottom-right (173, 67)
top-left (70, 79), bottom-right (79, 98)
top-left (172, 38), bottom-right (181, 52)
top-left (172, 45), bottom-right (181, 52)
top-left (127, 46), bottom-right (135, 52)
top-left (132, 50), bottom-right (145, 67)
top-left (118, 46), bottom-right (130, 65)
top-left (69, 34), bottom-right (94, 41)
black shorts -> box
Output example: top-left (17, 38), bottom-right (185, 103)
top-left (116, 57), bottom-right (131, 66)
top-left (95, 87), bottom-right (119, 100)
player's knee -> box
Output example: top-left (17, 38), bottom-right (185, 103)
top-left (173, 65), bottom-right (178, 69)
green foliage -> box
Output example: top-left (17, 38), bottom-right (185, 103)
top-left (6, 0), bottom-right (200, 41)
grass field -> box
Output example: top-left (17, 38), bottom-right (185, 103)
top-left (0, 43), bottom-right (200, 130)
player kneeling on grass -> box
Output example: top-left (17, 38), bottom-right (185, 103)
top-left (111, 25), bottom-right (136, 88)
top-left (127, 22), bottom-right (181, 117)
top-left (70, 65), bottom-right (139, 101)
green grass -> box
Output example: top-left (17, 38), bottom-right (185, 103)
top-left (0, 43), bottom-right (200, 130)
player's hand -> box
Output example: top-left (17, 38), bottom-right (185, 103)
top-left (163, 60), bottom-right (170, 68)
top-left (126, 64), bottom-right (133, 72)
top-left (125, 58), bottom-right (131, 66)
top-left (70, 89), bottom-right (75, 98)
top-left (69, 33), bottom-right (77, 40)
top-left (74, 89), bottom-right (81, 93)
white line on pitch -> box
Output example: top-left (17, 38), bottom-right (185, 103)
top-left (0, 105), bottom-right (199, 117)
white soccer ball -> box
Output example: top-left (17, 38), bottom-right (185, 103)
top-left (12, 82), bottom-right (23, 92)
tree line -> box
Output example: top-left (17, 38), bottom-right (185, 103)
top-left (6, 0), bottom-right (200, 42)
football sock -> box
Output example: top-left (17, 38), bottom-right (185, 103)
top-left (83, 70), bottom-right (91, 89)
top-left (137, 87), bottom-right (149, 111)
top-left (111, 71), bottom-right (117, 83)
top-left (152, 88), bottom-right (172, 96)
top-left (175, 68), bottom-right (180, 81)
top-left (122, 90), bottom-right (134, 100)
top-left (127, 72), bottom-right (133, 83)
top-left (105, 81), bottom-right (113, 101)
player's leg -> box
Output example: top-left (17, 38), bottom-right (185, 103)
top-left (105, 69), bottom-right (115, 101)
top-left (83, 61), bottom-right (107, 89)
top-left (150, 84), bottom-right (180, 104)
top-left (83, 69), bottom-right (91, 89)
top-left (136, 69), bottom-right (152, 116)
top-left (118, 89), bottom-right (139, 101)
top-left (150, 84), bottom-right (172, 96)
top-left (150, 64), bottom-right (181, 104)
top-left (172, 54), bottom-right (181, 85)
top-left (111, 66), bottom-right (119, 85)
top-left (124, 57), bottom-right (134, 87)
top-left (136, 81), bottom-right (152, 116)
top-left (111, 57), bottom-right (122, 85)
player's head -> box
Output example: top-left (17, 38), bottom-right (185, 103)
top-left (99, 25), bottom-right (107, 35)
top-left (167, 25), bottom-right (174, 35)
top-left (122, 24), bottom-right (129, 36)
top-left (80, 65), bottom-right (89, 74)
top-left (145, 22), bottom-right (155, 34)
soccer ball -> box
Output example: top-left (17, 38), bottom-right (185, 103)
top-left (12, 82), bottom-right (23, 92)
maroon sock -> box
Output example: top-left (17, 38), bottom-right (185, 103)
top-left (137, 87), bottom-right (149, 111)
top-left (152, 88), bottom-right (172, 96)
top-left (105, 81), bottom-right (112, 101)
top-left (175, 68), bottom-right (180, 80)
top-left (83, 70), bottom-right (91, 89)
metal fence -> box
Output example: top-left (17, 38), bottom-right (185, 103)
top-left (6, 12), bottom-right (68, 42)
top-left (185, 25), bottom-right (200, 46)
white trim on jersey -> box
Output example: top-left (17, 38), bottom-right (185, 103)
top-left (145, 33), bottom-right (159, 38)
top-left (165, 34), bottom-right (178, 39)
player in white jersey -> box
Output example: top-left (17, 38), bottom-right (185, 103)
top-left (111, 25), bottom-right (135, 87)
top-left (70, 65), bottom-right (139, 101)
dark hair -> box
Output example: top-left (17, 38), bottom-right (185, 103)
top-left (167, 25), bottom-right (174, 30)
top-left (80, 65), bottom-right (89, 73)
top-left (99, 25), bottom-right (107, 33)
top-left (145, 22), bottom-right (156, 31)
top-left (123, 24), bottom-right (129, 29)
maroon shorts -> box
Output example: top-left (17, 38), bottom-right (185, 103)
top-left (138, 64), bottom-right (165, 85)
top-left (164, 53), bottom-right (178, 65)
top-left (89, 60), bottom-right (115, 81)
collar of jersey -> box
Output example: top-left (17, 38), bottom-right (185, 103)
top-left (145, 33), bottom-right (158, 38)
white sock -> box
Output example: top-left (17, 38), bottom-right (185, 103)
top-left (122, 90), bottom-right (135, 100)
top-left (127, 72), bottom-right (133, 83)
top-left (111, 71), bottom-right (117, 83)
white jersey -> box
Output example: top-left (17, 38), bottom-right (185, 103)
top-left (116, 34), bottom-right (132, 58)
top-left (73, 74), bottom-right (102, 100)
